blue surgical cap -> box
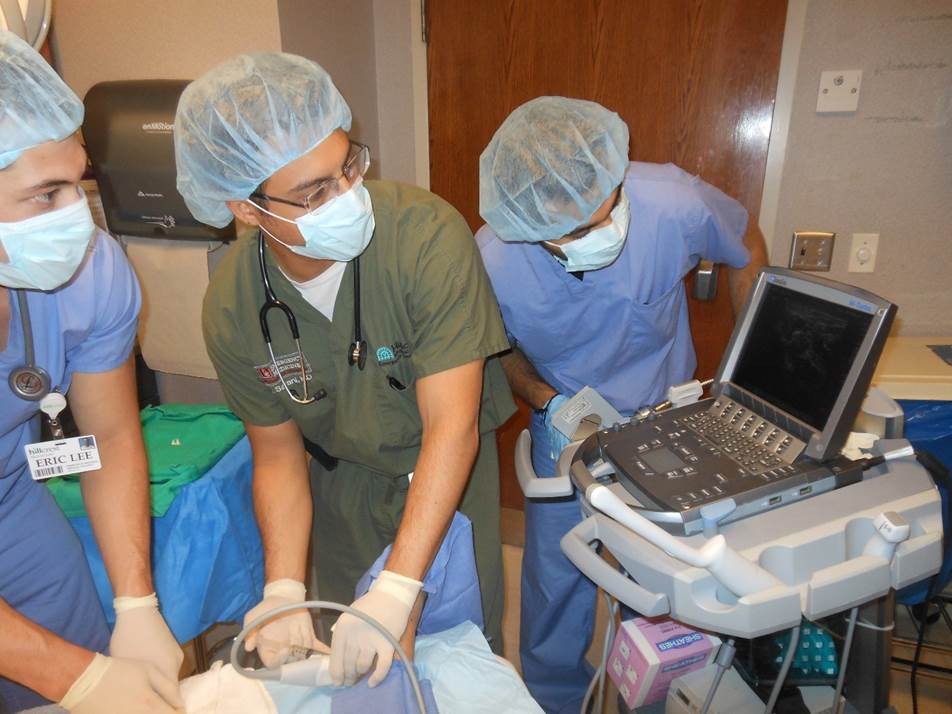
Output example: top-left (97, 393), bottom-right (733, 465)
top-left (479, 97), bottom-right (630, 243)
top-left (0, 30), bottom-right (84, 170)
top-left (174, 52), bottom-right (352, 228)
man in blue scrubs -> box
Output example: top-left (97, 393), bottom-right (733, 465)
top-left (477, 97), bottom-right (767, 713)
top-left (0, 31), bottom-right (182, 712)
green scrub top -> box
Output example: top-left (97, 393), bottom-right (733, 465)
top-left (202, 180), bottom-right (516, 475)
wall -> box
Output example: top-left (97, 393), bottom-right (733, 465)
top-left (277, 0), bottom-right (381, 178)
top-left (53, 1), bottom-right (428, 185)
top-left (51, 0), bottom-right (282, 98)
top-left (371, 0), bottom-right (430, 186)
top-left (277, 0), bottom-right (429, 185)
top-left (770, 0), bottom-right (952, 335)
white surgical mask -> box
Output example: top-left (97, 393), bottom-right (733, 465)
top-left (0, 191), bottom-right (95, 291)
top-left (249, 179), bottom-right (376, 262)
top-left (546, 191), bottom-right (631, 273)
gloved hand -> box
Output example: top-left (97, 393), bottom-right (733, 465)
top-left (110, 593), bottom-right (184, 684)
top-left (330, 569), bottom-right (423, 687)
top-left (60, 653), bottom-right (183, 713)
top-left (243, 579), bottom-right (322, 668)
top-left (542, 393), bottom-right (572, 462)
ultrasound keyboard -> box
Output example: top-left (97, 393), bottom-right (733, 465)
top-left (597, 398), bottom-right (857, 527)
top-left (683, 398), bottom-right (806, 475)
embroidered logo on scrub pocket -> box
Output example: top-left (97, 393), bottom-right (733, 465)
top-left (376, 346), bottom-right (397, 365)
top-left (375, 341), bottom-right (411, 366)
top-left (254, 352), bottom-right (313, 393)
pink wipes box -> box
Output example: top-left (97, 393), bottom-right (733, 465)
top-left (607, 616), bottom-right (720, 708)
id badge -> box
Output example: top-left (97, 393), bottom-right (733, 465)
top-left (24, 435), bottom-right (102, 481)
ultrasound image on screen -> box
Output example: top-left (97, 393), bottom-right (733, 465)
top-left (731, 284), bottom-right (874, 430)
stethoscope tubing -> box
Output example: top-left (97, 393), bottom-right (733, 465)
top-left (256, 230), bottom-right (366, 372)
top-left (257, 234), bottom-right (321, 404)
top-left (8, 289), bottom-right (52, 402)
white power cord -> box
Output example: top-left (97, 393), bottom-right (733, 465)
top-left (832, 607), bottom-right (859, 714)
top-left (580, 590), bottom-right (619, 714)
top-left (763, 624), bottom-right (800, 714)
top-left (700, 638), bottom-right (736, 714)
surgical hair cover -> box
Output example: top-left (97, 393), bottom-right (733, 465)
top-left (174, 52), bottom-right (352, 228)
top-left (0, 30), bottom-right (84, 170)
top-left (479, 96), bottom-right (630, 243)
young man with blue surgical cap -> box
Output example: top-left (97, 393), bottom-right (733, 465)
top-left (0, 30), bottom-right (183, 713)
top-left (174, 52), bottom-right (515, 689)
top-left (478, 96), bottom-right (767, 713)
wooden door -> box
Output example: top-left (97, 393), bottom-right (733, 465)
top-left (426, 0), bottom-right (787, 509)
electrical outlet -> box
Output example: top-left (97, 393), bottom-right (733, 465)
top-left (848, 233), bottom-right (879, 273)
top-left (816, 70), bottom-right (862, 113)
top-left (789, 231), bottom-right (835, 271)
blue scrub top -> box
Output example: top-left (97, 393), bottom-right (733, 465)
top-left (0, 230), bottom-right (141, 506)
top-left (476, 162), bottom-right (751, 414)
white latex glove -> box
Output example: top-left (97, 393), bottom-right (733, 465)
top-left (243, 579), bottom-right (323, 668)
top-left (330, 570), bottom-right (422, 687)
top-left (110, 593), bottom-right (184, 684)
top-left (60, 653), bottom-right (183, 713)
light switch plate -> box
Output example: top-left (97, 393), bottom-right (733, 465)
top-left (790, 231), bottom-right (835, 271)
top-left (817, 70), bottom-right (862, 113)
top-left (848, 233), bottom-right (879, 273)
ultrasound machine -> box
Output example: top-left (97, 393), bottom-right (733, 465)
top-left (515, 268), bottom-right (944, 713)
top-left (586, 266), bottom-right (895, 535)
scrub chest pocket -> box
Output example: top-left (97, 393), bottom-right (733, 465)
top-left (627, 279), bottom-right (685, 356)
top-left (370, 355), bottom-right (420, 449)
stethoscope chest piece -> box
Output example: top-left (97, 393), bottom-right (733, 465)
top-left (348, 339), bottom-right (367, 370)
top-left (10, 289), bottom-right (52, 401)
top-left (9, 364), bottom-right (51, 401)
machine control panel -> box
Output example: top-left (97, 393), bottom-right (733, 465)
top-left (688, 398), bottom-right (806, 466)
top-left (600, 400), bottom-right (838, 515)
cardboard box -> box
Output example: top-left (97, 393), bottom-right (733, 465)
top-left (607, 616), bottom-right (720, 708)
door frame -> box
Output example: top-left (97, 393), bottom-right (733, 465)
top-left (758, 0), bottom-right (809, 264)
top-left (409, 0), bottom-right (431, 189)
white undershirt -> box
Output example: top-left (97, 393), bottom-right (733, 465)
top-left (284, 261), bottom-right (347, 320)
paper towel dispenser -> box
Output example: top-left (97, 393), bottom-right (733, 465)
top-left (83, 80), bottom-right (234, 242)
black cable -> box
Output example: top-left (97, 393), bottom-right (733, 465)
top-left (910, 603), bottom-right (927, 714)
top-left (906, 450), bottom-right (952, 714)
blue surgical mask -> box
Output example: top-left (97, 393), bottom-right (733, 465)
top-left (0, 191), bottom-right (95, 291)
top-left (250, 179), bottom-right (376, 262)
top-left (546, 191), bottom-right (631, 272)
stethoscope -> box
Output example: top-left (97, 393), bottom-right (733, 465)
top-left (8, 289), bottom-right (52, 401)
top-left (257, 231), bottom-right (366, 405)
top-left (8, 289), bottom-right (69, 436)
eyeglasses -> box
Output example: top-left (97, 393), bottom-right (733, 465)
top-left (552, 186), bottom-right (624, 244)
top-left (251, 141), bottom-right (371, 211)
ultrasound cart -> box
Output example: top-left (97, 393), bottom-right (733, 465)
top-left (519, 268), bottom-right (945, 713)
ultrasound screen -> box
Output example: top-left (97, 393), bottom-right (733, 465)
top-left (732, 283), bottom-right (874, 430)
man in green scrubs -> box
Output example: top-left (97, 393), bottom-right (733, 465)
top-left (174, 52), bottom-right (514, 687)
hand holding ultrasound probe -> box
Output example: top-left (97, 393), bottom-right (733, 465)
top-left (231, 595), bottom-right (430, 712)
